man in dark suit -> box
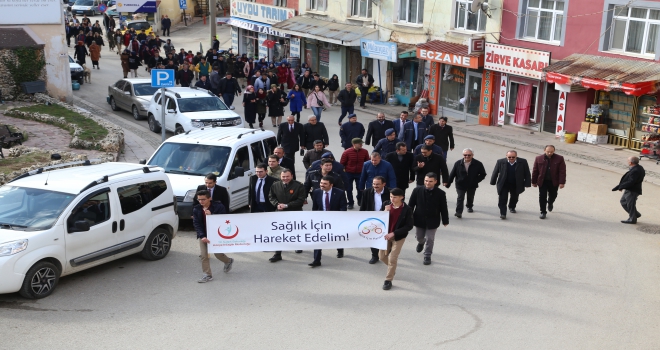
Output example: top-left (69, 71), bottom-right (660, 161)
top-left (428, 117), bottom-right (455, 160)
top-left (276, 115), bottom-right (304, 160)
top-left (193, 190), bottom-right (233, 283)
top-left (268, 169), bottom-right (307, 262)
top-left (392, 111), bottom-right (409, 137)
top-left (192, 173), bottom-right (230, 212)
top-left (402, 113), bottom-right (428, 151)
top-left (360, 176), bottom-right (390, 264)
top-left (419, 107), bottom-right (434, 132)
top-left (490, 150), bottom-right (531, 219)
top-left (302, 115), bottom-right (330, 150)
top-left (447, 148), bottom-right (487, 218)
top-left (273, 146), bottom-right (296, 180)
top-left (249, 163), bottom-right (276, 213)
top-left (414, 145), bottom-right (449, 187)
top-left (309, 176), bottom-right (348, 267)
top-left (385, 142), bottom-right (415, 191)
top-left (408, 173), bottom-right (449, 265)
top-left (612, 156), bottom-right (645, 224)
top-left (365, 112), bottom-right (394, 146)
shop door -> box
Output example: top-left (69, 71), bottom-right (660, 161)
top-left (349, 50), bottom-right (362, 86)
top-left (543, 85), bottom-right (560, 134)
top-left (465, 72), bottom-right (482, 123)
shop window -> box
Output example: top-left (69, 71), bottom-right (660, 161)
top-left (273, 0), bottom-right (286, 6)
top-left (507, 81), bottom-right (538, 124)
top-left (608, 6), bottom-right (660, 56)
top-left (523, 0), bottom-right (564, 43)
top-left (307, 0), bottom-right (326, 11)
top-left (351, 0), bottom-right (372, 18)
top-left (454, 0), bottom-right (486, 31)
top-left (439, 65), bottom-right (466, 112)
top-left (398, 0), bottom-right (424, 24)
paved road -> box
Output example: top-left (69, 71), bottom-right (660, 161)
top-left (2, 17), bottom-right (659, 348)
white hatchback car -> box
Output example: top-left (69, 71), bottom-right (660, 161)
top-left (0, 162), bottom-right (179, 299)
top-left (147, 87), bottom-right (243, 135)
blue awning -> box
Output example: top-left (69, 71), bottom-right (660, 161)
top-left (226, 17), bottom-right (290, 38)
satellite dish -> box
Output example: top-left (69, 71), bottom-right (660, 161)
top-left (470, 0), bottom-right (484, 13)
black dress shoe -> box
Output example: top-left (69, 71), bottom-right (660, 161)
top-left (308, 261), bottom-right (321, 267)
top-left (455, 213), bottom-right (462, 218)
top-left (295, 250), bottom-right (302, 253)
top-left (423, 257), bottom-right (431, 265)
top-left (269, 254), bottom-right (282, 262)
top-left (621, 219), bottom-right (637, 224)
top-left (500, 215), bottom-right (506, 219)
top-left (382, 280), bottom-right (392, 290)
top-left (548, 203), bottom-right (553, 212)
top-left (467, 208), bottom-right (474, 213)
top-left (540, 213), bottom-right (546, 219)
top-left (368, 256), bottom-right (379, 264)
top-left (509, 208), bottom-right (517, 213)
top-left (336, 250), bottom-right (344, 258)
top-left (347, 204), bottom-right (354, 209)
top-left (416, 243), bottom-right (423, 253)
top-left (636, 212), bottom-right (642, 218)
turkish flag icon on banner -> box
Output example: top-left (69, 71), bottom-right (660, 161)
top-left (262, 40), bottom-right (276, 49)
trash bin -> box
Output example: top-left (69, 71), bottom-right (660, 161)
top-left (565, 132), bottom-right (576, 144)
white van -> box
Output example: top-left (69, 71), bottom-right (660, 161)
top-left (0, 162), bottom-right (179, 299)
top-left (71, 0), bottom-right (102, 16)
top-left (144, 127), bottom-right (277, 219)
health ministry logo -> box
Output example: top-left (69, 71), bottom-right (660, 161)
top-left (357, 218), bottom-right (385, 240)
top-left (217, 219), bottom-right (239, 239)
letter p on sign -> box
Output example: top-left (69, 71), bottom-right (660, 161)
top-left (151, 69), bottom-right (175, 88)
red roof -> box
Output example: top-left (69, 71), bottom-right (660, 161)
top-left (417, 40), bottom-right (481, 57)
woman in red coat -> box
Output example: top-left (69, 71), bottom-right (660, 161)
top-left (276, 63), bottom-right (288, 90)
top-left (286, 63), bottom-right (296, 89)
top-left (123, 32), bottom-right (131, 47)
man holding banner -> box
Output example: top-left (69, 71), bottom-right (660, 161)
top-left (309, 176), bottom-right (348, 267)
top-left (268, 169), bottom-right (306, 262)
top-left (379, 188), bottom-right (414, 290)
top-left (193, 190), bottom-right (234, 283)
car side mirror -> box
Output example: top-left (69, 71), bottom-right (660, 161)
top-left (72, 220), bottom-right (90, 232)
top-left (234, 166), bottom-right (245, 177)
top-left (124, 91), bottom-right (131, 96)
top-left (167, 109), bottom-right (176, 113)
top-left (138, 159), bottom-right (146, 164)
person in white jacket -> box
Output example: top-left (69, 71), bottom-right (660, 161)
top-left (306, 85), bottom-right (331, 123)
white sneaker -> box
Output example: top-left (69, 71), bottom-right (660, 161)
top-left (223, 258), bottom-right (234, 273)
top-left (197, 275), bottom-right (213, 283)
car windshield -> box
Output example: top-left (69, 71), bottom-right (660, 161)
top-left (0, 186), bottom-right (76, 231)
top-left (177, 97), bottom-right (228, 113)
top-left (133, 83), bottom-right (159, 96)
top-left (74, 0), bottom-right (94, 5)
top-left (128, 22), bottom-right (150, 30)
top-left (69, 56), bottom-right (74, 63)
top-left (148, 143), bottom-right (231, 176)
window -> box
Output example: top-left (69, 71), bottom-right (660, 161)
top-left (351, 0), bottom-right (372, 18)
top-left (507, 81), bottom-right (538, 122)
top-left (67, 191), bottom-right (111, 231)
top-left (251, 141), bottom-right (266, 167)
top-left (609, 6), bottom-right (660, 56)
top-left (454, 0), bottom-right (486, 31)
top-left (274, 0), bottom-right (286, 6)
top-left (166, 97), bottom-right (176, 111)
top-left (264, 136), bottom-right (277, 155)
top-left (308, 0), bottom-right (326, 11)
top-left (114, 80), bottom-right (126, 89)
top-left (399, 0), bottom-right (424, 24)
top-left (229, 146), bottom-right (251, 179)
top-left (524, 0), bottom-right (564, 42)
top-left (116, 181), bottom-right (168, 215)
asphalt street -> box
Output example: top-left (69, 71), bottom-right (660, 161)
top-left (1, 17), bottom-right (659, 349)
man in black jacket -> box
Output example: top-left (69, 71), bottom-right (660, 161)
top-left (408, 173), bottom-right (449, 265)
top-left (447, 148), bottom-right (487, 218)
top-left (268, 169), bottom-right (306, 261)
top-left (379, 188), bottom-right (414, 290)
top-left (309, 73), bottom-right (326, 92)
top-left (192, 173), bottom-right (230, 211)
top-left (385, 142), bottom-right (415, 191)
top-left (490, 150), bottom-right (531, 219)
top-left (218, 72), bottom-right (242, 109)
top-left (297, 70), bottom-right (313, 96)
top-left (161, 15), bottom-right (171, 36)
top-left (302, 141), bottom-right (329, 169)
top-left (195, 75), bottom-right (212, 90)
top-left (612, 156), bottom-right (645, 224)
top-left (365, 112), bottom-right (394, 146)
top-left (360, 176), bottom-right (390, 264)
top-left (277, 115), bottom-right (305, 161)
top-left (428, 117), bottom-right (455, 159)
top-left (414, 145), bottom-right (449, 186)
top-left (303, 115), bottom-right (329, 150)
top-left (176, 63), bottom-right (194, 87)
top-left (310, 176), bottom-right (347, 266)
top-left (304, 159), bottom-right (345, 196)
top-left (193, 190), bottom-right (233, 283)
top-left (337, 83), bottom-right (357, 126)
top-left (356, 68), bottom-right (374, 108)
top-left (248, 164), bottom-right (276, 213)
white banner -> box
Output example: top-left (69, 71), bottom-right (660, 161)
top-left (207, 212), bottom-right (389, 253)
top-left (556, 91), bottom-right (566, 136)
top-left (258, 32), bottom-right (268, 60)
top-left (497, 73), bottom-right (507, 126)
top-left (290, 37), bottom-right (300, 58)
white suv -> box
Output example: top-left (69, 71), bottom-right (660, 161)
top-left (147, 87), bottom-right (243, 135)
top-left (0, 162), bottom-right (179, 299)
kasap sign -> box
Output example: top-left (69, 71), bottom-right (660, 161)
top-left (484, 43), bottom-right (550, 80)
top-left (206, 212), bottom-right (389, 253)
top-left (231, 0), bottom-right (294, 25)
top-left (116, 0), bottom-right (156, 13)
top-left (360, 39), bottom-right (397, 63)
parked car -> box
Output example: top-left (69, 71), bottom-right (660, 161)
top-left (146, 87), bottom-right (243, 135)
top-left (0, 162), bottom-right (179, 299)
top-left (69, 55), bottom-right (84, 85)
top-left (121, 20), bottom-right (154, 35)
top-left (71, 0), bottom-right (102, 16)
top-left (108, 78), bottom-right (159, 120)
top-left (144, 127), bottom-right (277, 218)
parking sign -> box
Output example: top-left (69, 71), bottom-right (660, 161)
top-left (179, 0), bottom-right (187, 9)
top-left (151, 69), bottom-right (175, 88)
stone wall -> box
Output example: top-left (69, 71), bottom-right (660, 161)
top-left (0, 48), bottom-right (47, 101)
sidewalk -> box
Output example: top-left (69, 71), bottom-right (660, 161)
top-left (357, 102), bottom-right (660, 186)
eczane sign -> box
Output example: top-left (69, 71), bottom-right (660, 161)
top-left (484, 43), bottom-right (550, 80)
top-left (416, 48), bottom-right (480, 69)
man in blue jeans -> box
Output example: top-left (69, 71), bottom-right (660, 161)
top-left (337, 83), bottom-right (357, 126)
top-left (218, 72), bottom-right (242, 110)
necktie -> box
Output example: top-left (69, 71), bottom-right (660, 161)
top-left (414, 123), bottom-right (418, 140)
top-left (324, 192), bottom-right (330, 211)
top-left (256, 179), bottom-right (263, 202)
top-left (289, 125), bottom-right (293, 132)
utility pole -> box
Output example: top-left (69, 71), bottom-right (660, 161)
top-left (209, 0), bottom-right (216, 48)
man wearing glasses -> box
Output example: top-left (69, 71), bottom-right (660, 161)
top-left (446, 148), bottom-right (487, 218)
top-left (490, 150), bottom-right (531, 219)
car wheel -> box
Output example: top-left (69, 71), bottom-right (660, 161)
top-left (141, 228), bottom-right (172, 261)
top-left (110, 97), bottom-right (119, 111)
top-left (174, 125), bottom-right (185, 135)
top-left (132, 105), bottom-right (142, 120)
top-left (19, 261), bottom-right (60, 299)
top-left (148, 114), bottom-right (161, 133)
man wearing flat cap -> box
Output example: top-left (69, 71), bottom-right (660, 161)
top-left (414, 135), bottom-right (444, 157)
top-left (339, 113), bottom-right (365, 150)
top-left (374, 128), bottom-right (401, 157)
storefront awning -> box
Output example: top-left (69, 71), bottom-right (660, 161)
top-left (227, 17), bottom-right (290, 38)
top-left (416, 40), bottom-right (483, 69)
top-left (272, 16), bottom-right (377, 46)
top-left (398, 44), bottom-right (417, 59)
top-left (544, 53), bottom-right (660, 96)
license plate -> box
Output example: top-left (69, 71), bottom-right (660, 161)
top-left (77, 10), bottom-right (84, 13)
